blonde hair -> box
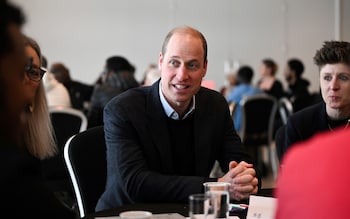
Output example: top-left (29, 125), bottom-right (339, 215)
top-left (24, 83), bottom-right (57, 159)
top-left (23, 35), bottom-right (57, 159)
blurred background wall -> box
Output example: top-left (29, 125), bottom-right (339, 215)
top-left (12, 0), bottom-right (350, 93)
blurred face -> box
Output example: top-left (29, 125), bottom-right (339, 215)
top-left (320, 63), bottom-right (350, 113)
top-left (0, 24), bottom-right (29, 143)
top-left (226, 73), bottom-right (236, 86)
top-left (284, 65), bottom-right (293, 83)
top-left (24, 45), bottom-right (41, 101)
top-left (159, 32), bottom-right (207, 111)
top-left (0, 25), bottom-right (26, 106)
top-left (259, 63), bottom-right (269, 76)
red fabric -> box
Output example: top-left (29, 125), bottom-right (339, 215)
top-left (275, 128), bottom-right (350, 219)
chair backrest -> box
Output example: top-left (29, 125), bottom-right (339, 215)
top-left (64, 126), bottom-right (106, 218)
top-left (278, 97), bottom-right (293, 125)
top-left (42, 106), bottom-right (88, 182)
top-left (50, 106), bottom-right (88, 148)
top-left (239, 93), bottom-right (278, 146)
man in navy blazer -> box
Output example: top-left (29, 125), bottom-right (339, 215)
top-left (96, 26), bottom-right (260, 211)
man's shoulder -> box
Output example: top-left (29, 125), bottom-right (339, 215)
top-left (198, 87), bottom-right (225, 100)
top-left (106, 86), bottom-right (150, 107)
top-left (197, 87), bottom-right (229, 110)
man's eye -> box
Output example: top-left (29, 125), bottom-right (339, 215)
top-left (170, 60), bottom-right (179, 67)
top-left (188, 63), bottom-right (198, 69)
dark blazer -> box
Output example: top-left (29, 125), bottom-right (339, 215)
top-left (284, 101), bottom-right (328, 157)
top-left (96, 80), bottom-right (260, 211)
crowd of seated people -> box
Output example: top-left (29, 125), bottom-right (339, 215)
top-left (4, 1), bottom-right (350, 218)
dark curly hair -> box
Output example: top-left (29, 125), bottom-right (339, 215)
top-left (313, 41), bottom-right (350, 69)
top-left (287, 58), bottom-right (304, 78)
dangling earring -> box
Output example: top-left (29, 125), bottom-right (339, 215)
top-left (28, 103), bottom-right (34, 113)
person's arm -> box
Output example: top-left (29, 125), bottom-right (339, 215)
top-left (216, 107), bottom-right (260, 200)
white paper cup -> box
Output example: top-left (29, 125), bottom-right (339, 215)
top-left (119, 210), bottom-right (152, 219)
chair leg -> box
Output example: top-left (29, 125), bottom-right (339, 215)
top-left (269, 142), bottom-right (279, 179)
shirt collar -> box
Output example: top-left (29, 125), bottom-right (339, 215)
top-left (159, 81), bottom-right (196, 120)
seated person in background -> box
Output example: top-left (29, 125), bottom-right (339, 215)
top-left (275, 128), bottom-right (350, 219)
top-left (282, 41), bottom-right (350, 160)
top-left (42, 55), bottom-right (71, 108)
top-left (283, 58), bottom-right (312, 112)
top-left (257, 58), bottom-right (284, 99)
top-left (50, 62), bottom-right (93, 113)
top-left (87, 56), bottom-right (139, 128)
top-left (220, 69), bottom-right (237, 99)
top-left (96, 26), bottom-right (260, 211)
top-left (227, 65), bottom-right (262, 132)
top-left (0, 1), bottom-right (75, 217)
top-left (142, 65), bottom-right (161, 86)
top-left (140, 63), bottom-right (158, 86)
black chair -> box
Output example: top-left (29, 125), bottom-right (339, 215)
top-left (274, 98), bottom-right (293, 163)
top-left (278, 97), bottom-right (293, 125)
top-left (239, 93), bottom-right (278, 178)
top-left (41, 106), bottom-right (88, 209)
top-left (64, 126), bottom-right (106, 218)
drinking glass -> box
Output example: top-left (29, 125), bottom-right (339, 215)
top-left (203, 182), bottom-right (230, 219)
top-left (189, 193), bottom-right (216, 219)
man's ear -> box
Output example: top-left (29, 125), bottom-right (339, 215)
top-left (202, 59), bottom-right (208, 78)
top-left (158, 52), bottom-right (163, 72)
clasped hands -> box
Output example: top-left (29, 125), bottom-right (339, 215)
top-left (218, 161), bottom-right (258, 200)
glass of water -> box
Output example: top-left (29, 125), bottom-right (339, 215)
top-left (203, 182), bottom-right (230, 219)
top-left (189, 193), bottom-right (216, 219)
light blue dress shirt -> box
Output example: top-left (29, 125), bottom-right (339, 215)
top-left (159, 81), bottom-right (195, 120)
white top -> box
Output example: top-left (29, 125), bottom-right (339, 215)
top-left (43, 71), bottom-right (71, 108)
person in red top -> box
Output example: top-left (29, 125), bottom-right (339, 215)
top-left (274, 127), bottom-right (350, 219)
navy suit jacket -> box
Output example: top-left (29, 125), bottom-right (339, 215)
top-left (96, 80), bottom-right (260, 211)
top-left (284, 101), bottom-right (329, 156)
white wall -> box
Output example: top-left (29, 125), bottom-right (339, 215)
top-left (11, 0), bottom-right (350, 93)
